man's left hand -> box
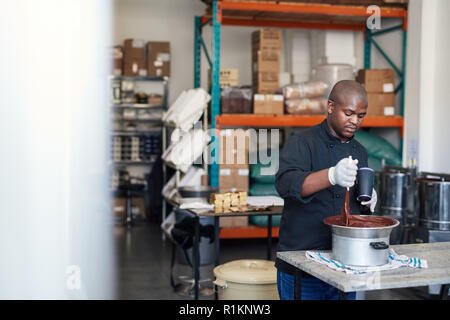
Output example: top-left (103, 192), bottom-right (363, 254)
top-left (361, 188), bottom-right (377, 213)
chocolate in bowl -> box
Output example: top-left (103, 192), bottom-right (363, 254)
top-left (323, 215), bottom-right (397, 228)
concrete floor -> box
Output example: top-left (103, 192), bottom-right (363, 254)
top-left (114, 220), bottom-right (434, 300)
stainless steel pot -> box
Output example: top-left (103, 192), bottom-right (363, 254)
top-left (325, 216), bottom-right (399, 266)
top-left (377, 165), bottom-right (416, 218)
top-left (417, 172), bottom-right (450, 231)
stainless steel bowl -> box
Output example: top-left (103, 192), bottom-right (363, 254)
top-left (326, 217), bottom-right (400, 239)
top-left (324, 216), bottom-right (399, 266)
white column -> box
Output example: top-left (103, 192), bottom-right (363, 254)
top-left (0, 0), bottom-right (114, 299)
top-left (403, 0), bottom-right (423, 167)
top-left (404, 0), bottom-right (450, 173)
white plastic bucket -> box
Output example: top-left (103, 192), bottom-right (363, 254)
top-left (213, 259), bottom-right (279, 300)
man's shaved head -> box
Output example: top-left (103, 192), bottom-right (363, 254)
top-left (326, 80), bottom-right (368, 142)
top-left (328, 80), bottom-right (368, 106)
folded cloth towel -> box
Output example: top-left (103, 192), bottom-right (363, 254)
top-left (305, 249), bottom-right (428, 274)
top-left (179, 202), bottom-right (214, 210)
top-left (246, 196), bottom-right (284, 207)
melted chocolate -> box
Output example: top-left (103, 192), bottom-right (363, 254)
top-left (340, 188), bottom-right (351, 226)
top-left (324, 215), bottom-right (396, 228)
top-left (325, 187), bottom-right (395, 228)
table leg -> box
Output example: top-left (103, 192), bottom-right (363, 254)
top-left (193, 216), bottom-right (200, 300)
top-left (338, 290), bottom-right (348, 300)
top-left (126, 190), bottom-right (132, 227)
top-left (267, 215), bottom-right (272, 261)
top-left (214, 216), bottom-right (220, 266)
top-left (214, 216), bottom-right (220, 301)
top-left (294, 270), bottom-right (302, 300)
top-left (439, 284), bottom-right (449, 300)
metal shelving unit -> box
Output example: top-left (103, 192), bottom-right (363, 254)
top-left (110, 75), bottom-right (169, 225)
top-left (194, 0), bottom-right (408, 239)
top-left (195, 0), bottom-right (408, 187)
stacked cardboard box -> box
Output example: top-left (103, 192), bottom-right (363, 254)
top-left (114, 39), bottom-right (170, 77)
top-left (357, 69), bottom-right (396, 116)
top-left (111, 197), bottom-right (127, 219)
top-left (219, 129), bottom-right (250, 194)
top-left (220, 215), bottom-right (248, 228)
top-left (110, 197), bottom-right (146, 219)
top-left (252, 29), bottom-right (282, 94)
top-left (219, 69), bottom-right (239, 86)
top-left (123, 39), bottom-right (147, 76)
top-left (111, 46), bottom-right (123, 76)
top-left (146, 41), bottom-right (170, 77)
top-left (251, 29), bottom-right (284, 115)
top-left (208, 68), bottom-right (239, 88)
top-left (219, 129), bottom-right (250, 168)
top-left (253, 93), bottom-right (284, 115)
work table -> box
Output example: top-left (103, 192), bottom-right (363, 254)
top-left (277, 242), bottom-right (450, 297)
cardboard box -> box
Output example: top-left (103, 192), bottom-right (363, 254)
top-left (252, 49), bottom-right (280, 73)
top-left (219, 216), bottom-right (249, 228)
top-left (252, 29), bottom-right (282, 50)
top-left (367, 93), bottom-right (396, 116)
top-left (219, 129), bottom-right (250, 166)
top-left (111, 197), bottom-right (127, 218)
top-left (208, 68), bottom-right (239, 88)
top-left (253, 94), bottom-right (284, 115)
top-left (219, 164), bottom-right (249, 194)
top-left (252, 71), bottom-right (280, 93)
top-left (111, 197), bottom-right (147, 219)
top-left (147, 41), bottom-right (170, 77)
top-left (219, 68), bottom-right (239, 82)
top-left (124, 39), bottom-right (145, 58)
top-left (111, 46), bottom-right (123, 76)
top-left (131, 197), bottom-right (146, 218)
top-left (201, 174), bottom-right (209, 186)
top-left (356, 69), bottom-right (395, 93)
top-left (147, 94), bottom-right (163, 106)
top-left (123, 58), bottom-right (147, 76)
top-left (123, 39), bottom-right (147, 76)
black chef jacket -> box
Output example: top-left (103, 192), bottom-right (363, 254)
top-left (275, 119), bottom-right (368, 274)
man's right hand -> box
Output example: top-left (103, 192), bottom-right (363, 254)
top-left (328, 156), bottom-right (358, 188)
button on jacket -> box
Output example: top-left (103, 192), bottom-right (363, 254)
top-left (275, 120), bottom-right (368, 274)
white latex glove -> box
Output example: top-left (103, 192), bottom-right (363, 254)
top-left (361, 188), bottom-right (377, 213)
top-left (328, 156), bottom-right (358, 188)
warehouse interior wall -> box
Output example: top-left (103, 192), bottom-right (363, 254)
top-left (404, 0), bottom-right (450, 173)
top-left (113, 0), bottom-right (261, 104)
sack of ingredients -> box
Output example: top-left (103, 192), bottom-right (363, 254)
top-left (281, 81), bottom-right (328, 100)
top-left (285, 97), bottom-right (328, 115)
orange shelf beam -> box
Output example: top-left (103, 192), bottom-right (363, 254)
top-left (216, 114), bottom-right (403, 127)
top-left (220, 1), bottom-right (407, 19)
top-left (202, 16), bottom-right (365, 31)
top-left (216, 114), bottom-right (404, 137)
top-left (220, 226), bottom-right (279, 239)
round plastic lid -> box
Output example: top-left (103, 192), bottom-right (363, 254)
top-left (213, 259), bottom-right (276, 284)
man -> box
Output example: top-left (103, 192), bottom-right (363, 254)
top-left (275, 80), bottom-right (377, 300)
